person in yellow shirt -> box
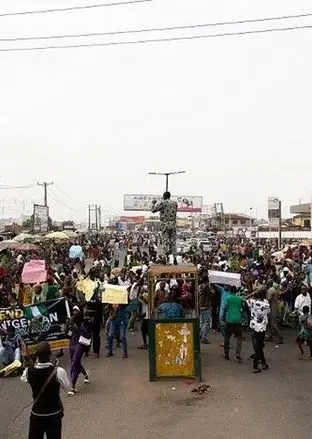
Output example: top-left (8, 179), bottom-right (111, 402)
top-left (18, 282), bottom-right (33, 306)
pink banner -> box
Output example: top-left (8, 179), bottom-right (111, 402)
top-left (22, 260), bottom-right (47, 284)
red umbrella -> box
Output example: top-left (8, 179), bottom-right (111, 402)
top-left (7, 242), bottom-right (38, 252)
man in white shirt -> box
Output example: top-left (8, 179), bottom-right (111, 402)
top-left (155, 280), bottom-right (170, 294)
top-left (294, 286), bottom-right (311, 315)
top-left (118, 269), bottom-right (130, 287)
top-left (21, 341), bottom-right (70, 439)
top-left (247, 290), bottom-right (270, 373)
top-left (280, 267), bottom-right (293, 284)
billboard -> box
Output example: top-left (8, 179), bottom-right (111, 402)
top-left (268, 197), bottom-right (280, 227)
top-left (124, 194), bottom-right (203, 213)
top-left (33, 204), bottom-right (49, 233)
top-left (119, 216), bottom-right (145, 224)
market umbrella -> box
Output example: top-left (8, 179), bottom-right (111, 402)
top-left (0, 241), bottom-right (38, 252)
top-left (63, 230), bottom-right (79, 238)
top-left (0, 240), bottom-right (14, 251)
top-left (45, 231), bottom-right (70, 241)
top-left (9, 242), bottom-right (38, 251)
top-left (32, 235), bottom-right (47, 243)
top-left (13, 233), bottom-right (35, 242)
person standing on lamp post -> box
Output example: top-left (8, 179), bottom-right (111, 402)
top-left (151, 192), bottom-right (178, 265)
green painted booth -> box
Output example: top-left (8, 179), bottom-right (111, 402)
top-left (147, 264), bottom-right (202, 381)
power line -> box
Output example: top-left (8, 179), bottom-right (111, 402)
top-left (48, 188), bottom-right (84, 212)
top-left (1, 11), bottom-right (311, 42)
top-left (0, 184), bottom-right (37, 189)
top-left (0, 24), bottom-right (311, 52)
top-left (0, 0), bottom-right (152, 18)
top-left (54, 184), bottom-right (85, 205)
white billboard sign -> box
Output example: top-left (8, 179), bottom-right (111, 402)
top-left (268, 197), bottom-right (280, 227)
top-left (33, 204), bottom-right (49, 233)
top-left (268, 197), bottom-right (279, 210)
top-left (124, 194), bottom-right (203, 213)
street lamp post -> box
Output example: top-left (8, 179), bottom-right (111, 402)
top-left (249, 207), bottom-right (253, 232)
top-left (148, 171), bottom-right (186, 192)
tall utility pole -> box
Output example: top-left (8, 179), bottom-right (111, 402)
top-left (249, 207), bottom-right (253, 231)
top-left (310, 196), bottom-right (312, 240)
top-left (214, 202), bottom-right (224, 232)
top-left (278, 200), bottom-right (282, 249)
top-left (37, 181), bottom-right (53, 207)
top-left (88, 204), bottom-right (100, 231)
top-left (97, 206), bottom-right (102, 230)
top-left (148, 171), bottom-right (186, 192)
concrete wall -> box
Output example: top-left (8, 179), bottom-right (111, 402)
top-left (257, 230), bottom-right (312, 240)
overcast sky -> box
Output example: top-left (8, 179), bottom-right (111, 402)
top-left (0, 0), bottom-right (311, 221)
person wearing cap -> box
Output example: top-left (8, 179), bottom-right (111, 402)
top-left (21, 341), bottom-right (70, 439)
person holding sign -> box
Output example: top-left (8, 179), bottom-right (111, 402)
top-left (106, 305), bottom-right (128, 358)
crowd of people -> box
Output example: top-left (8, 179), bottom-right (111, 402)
top-left (1, 229), bottom-right (312, 437)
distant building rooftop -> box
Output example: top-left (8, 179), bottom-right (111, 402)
top-left (290, 203), bottom-right (310, 214)
top-left (224, 213), bottom-right (255, 220)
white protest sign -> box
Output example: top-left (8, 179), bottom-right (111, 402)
top-left (208, 271), bottom-right (241, 288)
top-left (102, 284), bottom-right (128, 304)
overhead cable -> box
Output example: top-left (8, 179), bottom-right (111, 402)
top-left (48, 188), bottom-right (84, 212)
top-left (1, 11), bottom-right (311, 42)
top-left (0, 24), bottom-right (311, 52)
top-left (0, 0), bottom-right (152, 18)
top-left (0, 184), bottom-right (37, 189)
top-left (54, 184), bottom-right (85, 205)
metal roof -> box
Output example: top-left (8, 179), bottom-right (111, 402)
top-left (290, 203), bottom-right (311, 214)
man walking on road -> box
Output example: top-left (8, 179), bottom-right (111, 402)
top-left (151, 192), bottom-right (178, 264)
top-left (248, 290), bottom-right (270, 373)
top-left (21, 341), bottom-right (70, 439)
top-left (222, 286), bottom-right (243, 362)
top-left (198, 275), bottom-right (212, 344)
top-left (266, 279), bottom-right (283, 344)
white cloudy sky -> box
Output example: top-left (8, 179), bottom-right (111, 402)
top-left (0, 0), bottom-right (311, 221)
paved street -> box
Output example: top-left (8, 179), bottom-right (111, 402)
top-left (1, 329), bottom-right (312, 439)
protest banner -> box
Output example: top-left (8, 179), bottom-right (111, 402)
top-left (0, 298), bottom-right (71, 353)
top-left (102, 284), bottom-right (128, 304)
top-left (208, 271), bottom-right (241, 288)
top-left (76, 278), bottom-right (97, 301)
top-left (22, 260), bottom-right (47, 284)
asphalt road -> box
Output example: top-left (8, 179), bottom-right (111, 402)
top-left (1, 328), bottom-right (312, 439)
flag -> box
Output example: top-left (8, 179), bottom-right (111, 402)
top-left (24, 303), bottom-right (49, 320)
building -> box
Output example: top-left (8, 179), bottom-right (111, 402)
top-left (291, 214), bottom-right (310, 229)
top-left (224, 213), bottom-right (255, 229)
top-left (290, 203), bottom-right (311, 229)
top-left (290, 203), bottom-right (310, 215)
top-left (205, 213), bottom-right (255, 230)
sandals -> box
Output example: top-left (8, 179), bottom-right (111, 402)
top-left (67, 388), bottom-right (77, 397)
top-left (84, 370), bottom-right (90, 384)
